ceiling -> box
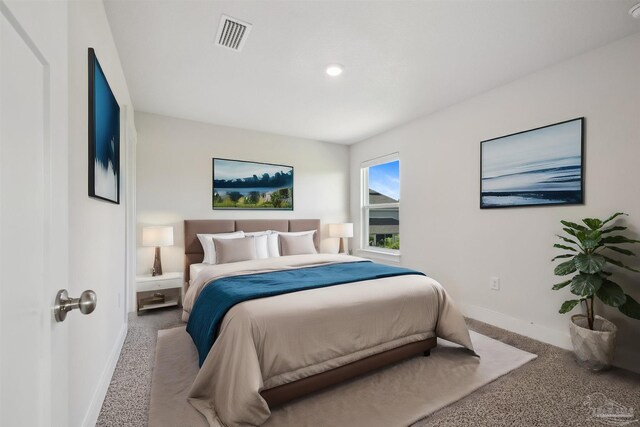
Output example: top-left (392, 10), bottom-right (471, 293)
top-left (104, 0), bottom-right (640, 144)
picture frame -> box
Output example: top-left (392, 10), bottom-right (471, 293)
top-left (480, 117), bottom-right (585, 209)
top-left (212, 158), bottom-right (294, 210)
top-left (88, 48), bottom-right (120, 204)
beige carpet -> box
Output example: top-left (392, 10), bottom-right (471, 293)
top-left (98, 311), bottom-right (640, 427)
top-left (149, 327), bottom-right (535, 427)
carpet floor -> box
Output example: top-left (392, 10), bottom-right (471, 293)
top-left (97, 308), bottom-right (640, 426)
top-left (149, 327), bottom-right (536, 427)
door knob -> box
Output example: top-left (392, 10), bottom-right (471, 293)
top-left (54, 289), bottom-right (97, 322)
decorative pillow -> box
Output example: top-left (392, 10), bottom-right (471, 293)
top-left (277, 230), bottom-right (316, 253)
top-left (243, 231), bottom-right (270, 259)
top-left (280, 233), bottom-right (318, 256)
top-left (197, 231), bottom-right (244, 264)
top-left (213, 236), bottom-right (257, 264)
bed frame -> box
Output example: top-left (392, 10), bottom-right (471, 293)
top-left (183, 219), bottom-right (437, 407)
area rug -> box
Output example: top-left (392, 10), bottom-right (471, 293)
top-left (149, 327), bottom-right (536, 427)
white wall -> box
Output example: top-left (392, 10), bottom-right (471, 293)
top-left (68, 1), bottom-right (135, 425)
top-left (350, 33), bottom-right (640, 372)
top-left (136, 112), bottom-right (350, 277)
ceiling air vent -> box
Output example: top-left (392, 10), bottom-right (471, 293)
top-left (215, 15), bottom-right (252, 52)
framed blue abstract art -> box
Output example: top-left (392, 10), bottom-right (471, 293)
top-left (480, 118), bottom-right (584, 209)
top-left (88, 48), bottom-right (120, 204)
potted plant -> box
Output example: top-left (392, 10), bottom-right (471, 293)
top-left (552, 212), bottom-right (640, 370)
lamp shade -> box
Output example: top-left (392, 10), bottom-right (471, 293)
top-left (142, 226), bottom-right (174, 247)
top-left (329, 223), bottom-right (354, 238)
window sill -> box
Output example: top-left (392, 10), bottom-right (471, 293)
top-left (355, 248), bottom-right (401, 264)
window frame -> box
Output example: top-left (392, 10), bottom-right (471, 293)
top-left (361, 153), bottom-right (400, 255)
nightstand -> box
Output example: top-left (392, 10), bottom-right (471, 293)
top-left (136, 272), bottom-right (183, 313)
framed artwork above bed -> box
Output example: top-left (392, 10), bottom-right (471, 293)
top-left (480, 117), bottom-right (584, 209)
top-left (212, 158), bottom-right (294, 210)
top-left (88, 48), bottom-right (120, 204)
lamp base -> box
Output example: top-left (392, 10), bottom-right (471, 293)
top-left (152, 246), bottom-right (163, 276)
top-left (338, 238), bottom-right (346, 254)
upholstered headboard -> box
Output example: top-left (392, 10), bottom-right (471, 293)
top-left (183, 219), bottom-right (321, 290)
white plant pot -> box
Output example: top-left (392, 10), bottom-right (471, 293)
top-left (569, 314), bottom-right (617, 371)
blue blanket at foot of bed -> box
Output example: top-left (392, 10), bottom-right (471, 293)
top-left (187, 260), bottom-right (425, 366)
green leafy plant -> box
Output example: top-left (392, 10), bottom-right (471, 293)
top-left (552, 212), bottom-right (640, 330)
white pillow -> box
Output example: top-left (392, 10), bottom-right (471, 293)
top-left (278, 230), bottom-right (317, 237)
top-left (213, 236), bottom-right (257, 264)
top-left (197, 231), bottom-right (244, 264)
top-left (244, 231), bottom-right (270, 259)
top-left (280, 233), bottom-right (318, 256)
top-left (267, 232), bottom-right (280, 258)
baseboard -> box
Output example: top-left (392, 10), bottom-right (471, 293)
top-left (81, 322), bottom-right (128, 427)
top-left (458, 302), bottom-right (572, 350)
top-left (459, 302), bottom-right (640, 374)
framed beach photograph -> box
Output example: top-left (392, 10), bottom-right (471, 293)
top-left (212, 158), bottom-right (294, 210)
top-left (88, 48), bottom-right (120, 204)
top-left (480, 118), bottom-right (584, 209)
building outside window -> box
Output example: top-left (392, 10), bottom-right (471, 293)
top-left (361, 155), bottom-right (400, 252)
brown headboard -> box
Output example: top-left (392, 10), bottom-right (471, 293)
top-left (183, 219), bottom-right (321, 288)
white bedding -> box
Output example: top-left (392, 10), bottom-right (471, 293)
top-left (189, 263), bottom-right (209, 286)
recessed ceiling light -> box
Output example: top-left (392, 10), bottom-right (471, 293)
top-left (630, 3), bottom-right (640, 18)
top-left (326, 64), bottom-right (344, 77)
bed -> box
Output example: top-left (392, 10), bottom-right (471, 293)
top-left (182, 219), bottom-right (474, 427)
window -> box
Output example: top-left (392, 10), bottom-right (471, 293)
top-left (361, 155), bottom-right (400, 252)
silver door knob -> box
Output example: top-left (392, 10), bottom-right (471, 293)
top-left (54, 289), bottom-right (97, 322)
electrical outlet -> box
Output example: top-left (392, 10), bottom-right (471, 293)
top-left (490, 276), bottom-right (500, 291)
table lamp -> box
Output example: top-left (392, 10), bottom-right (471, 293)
top-left (329, 223), bottom-right (354, 254)
top-left (142, 226), bottom-right (174, 276)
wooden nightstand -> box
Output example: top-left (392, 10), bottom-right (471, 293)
top-left (136, 272), bottom-right (183, 313)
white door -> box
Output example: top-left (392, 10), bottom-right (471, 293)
top-left (0, 0), bottom-right (69, 425)
top-left (124, 109), bottom-right (138, 314)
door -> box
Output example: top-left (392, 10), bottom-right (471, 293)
top-left (124, 109), bottom-right (137, 314)
top-left (0, 0), bottom-right (69, 425)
